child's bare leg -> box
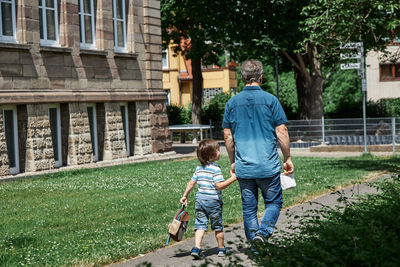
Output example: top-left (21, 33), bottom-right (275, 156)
top-left (195, 229), bottom-right (206, 248)
top-left (215, 230), bottom-right (224, 248)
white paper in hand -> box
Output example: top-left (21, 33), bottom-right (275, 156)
top-left (280, 173), bottom-right (296, 190)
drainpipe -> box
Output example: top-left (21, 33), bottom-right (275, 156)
top-left (177, 75), bottom-right (182, 106)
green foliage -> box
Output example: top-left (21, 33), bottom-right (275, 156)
top-left (201, 93), bottom-right (231, 124)
top-left (323, 69), bottom-right (362, 118)
top-left (367, 98), bottom-right (400, 118)
top-left (166, 105), bottom-right (192, 125)
top-left (253, 174), bottom-right (400, 266)
top-left (301, 0), bottom-right (400, 64)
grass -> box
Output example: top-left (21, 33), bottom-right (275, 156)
top-left (0, 154), bottom-right (399, 266)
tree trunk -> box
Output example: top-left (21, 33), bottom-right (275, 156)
top-left (308, 44), bottom-right (324, 120)
top-left (191, 57), bottom-right (203, 124)
top-left (294, 67), bottom-right (309, 119)
top-left (286, 44), bottom-right (324, 120)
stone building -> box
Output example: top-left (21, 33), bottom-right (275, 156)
top-left (0, 0), bottom-right (171, 177)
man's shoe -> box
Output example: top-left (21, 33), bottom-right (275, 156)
top-left (191, 246), bottom-right (205, 259)
top-left (252, 233), bottom-right (268, 245)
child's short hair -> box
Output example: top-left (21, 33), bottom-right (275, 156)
top-left (197, 139), bottom-right (219, 166)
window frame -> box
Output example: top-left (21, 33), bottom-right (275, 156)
top-left (79, 0), bottom-right (96, 49)
top-left (162, 48), bottom-right (169, 69)
top-left (87, 103), bottom-right (99, 162)
top-left (112, 0), bottom-right (127, 52)
top-left (39, 0), bottom-right (60, 47)
top-left (0, 0), bottom-right (17, 43)
top-left (48, 104), bottom-right (62, 168)
top-left (120, 103), bottom-right (130, 157)
top-left (2, 105), bottom-right (19, 174)
top-left (379, 63), bottom-right (400, 82)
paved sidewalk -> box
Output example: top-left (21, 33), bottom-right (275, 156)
top-left (110, 174), bottom-right (390, 267)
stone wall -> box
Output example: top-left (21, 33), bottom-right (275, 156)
top-left (0, 0), bottom-right (170, 177)
top-left (0, 106), bottom-right (9, 176)
top-left (135, 101), bottom-right (152, 156)
top-left (25, 104), bottom-right (55, 172)
top-left (103, 102), bottom-right (127, 160)
top-left (149, 101), bottom-right (171, 153)
top-left (67, 103), bottom-right (93, 165)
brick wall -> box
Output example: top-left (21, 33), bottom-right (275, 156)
top-left (0, 106), bottom-right (9, 176)
top-left (25, 104), bottom-right (55, 172)
top-left (67, 103), bottom-right (93, 165)
top-left (135, 101), bottom-right (152, 155)
top-left (150, 101), bottom-right (171, 153)
top-left (103, 102), bottom-right (127, 160)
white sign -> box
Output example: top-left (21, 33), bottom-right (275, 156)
top-left (340, 52), bottom-right (362, 60)
top-left (341, 63), bottom-right (361, 70)
top-left (340, 42), bottom-right (363, 49)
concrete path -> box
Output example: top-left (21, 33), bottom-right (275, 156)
top-left (110, 170), bottom-right (390, 267)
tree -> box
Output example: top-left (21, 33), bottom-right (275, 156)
top-left (226, 0), bottom-right (400, 119)
top-left (161, 1), bottom-right (232, 124)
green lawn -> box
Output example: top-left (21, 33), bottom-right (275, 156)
top-left (0, 154), bottom-right (398, 266)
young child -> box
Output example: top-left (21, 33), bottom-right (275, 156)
top-left (180, 139), bottom-right (237, 259)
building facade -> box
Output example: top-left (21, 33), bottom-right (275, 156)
top-left (366, 41), bottom-right (400, 101)
top-left (162, 45), bottom-right (237, 107)
top-left (0, 0), bottom-right (171, 177)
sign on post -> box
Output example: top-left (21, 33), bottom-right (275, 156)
top-left (340, 52), bottom-right (361, 60)
top-left (340, 42), bottom-right (362, 49)
top-left (340, 63), bottom-right (360, 70)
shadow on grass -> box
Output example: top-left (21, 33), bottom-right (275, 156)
top-left (312, 154), bottom-right (400, 173)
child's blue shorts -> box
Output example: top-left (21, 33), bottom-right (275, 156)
top-left (194, 198), bottom-right (223, 232)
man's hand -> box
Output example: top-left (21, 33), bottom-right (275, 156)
top-left (283, 158), bottom-right (294, 175)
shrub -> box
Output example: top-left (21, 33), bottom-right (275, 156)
top-left (252, 175), bottom-right (400, 266)
top-left (166, 105), bottom-right (192, 125)
top-left (201, 93), bottom-right (231, 124)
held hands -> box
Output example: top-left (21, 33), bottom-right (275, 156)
top-left (180, 196), bottom-right (188, 206)
top-left (283, 158), bottom-right (294, 175)
top-left (230, 163), bottom-right (235, 176)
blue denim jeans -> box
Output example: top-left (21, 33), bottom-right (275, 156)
top-left (194, 198), bottom-right (223, 232)
top-left (238, 172), bottom-right (282, 242)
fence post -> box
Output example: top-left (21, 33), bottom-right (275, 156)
top-left (392, 117), bottom-right (396, 154)
top-left (321, 116), bottom-right (325, 143)
top-left (209, 119), bottom-right (213, 139)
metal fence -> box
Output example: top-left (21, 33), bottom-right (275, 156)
top-left (207, 117), bottom-right (400, 149)
top-left (287, 117), bottom-right (400, 148)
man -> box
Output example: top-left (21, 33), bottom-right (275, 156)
top-left (222, 59), bottom-right (294, 245)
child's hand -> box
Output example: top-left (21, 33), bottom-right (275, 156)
top-left (180, 196), bottom-right (188, 206)
top-left (231, 173), bottom-right (237, 181)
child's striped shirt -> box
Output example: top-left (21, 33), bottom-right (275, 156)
top-left (192, 162), bottom-right (225, 200)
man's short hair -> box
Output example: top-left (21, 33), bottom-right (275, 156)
top-left (196, 139), bottom-right (219, 166)
top-left (241, 60), bottom-right (263, 84)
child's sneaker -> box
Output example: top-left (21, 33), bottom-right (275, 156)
top-left (191, 246), bottom-right (205, 259)
top-left (217, 247), bottom-right (230, 257)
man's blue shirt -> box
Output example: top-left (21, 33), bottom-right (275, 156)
top-left (222, 86), bottom-right (288, 178)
